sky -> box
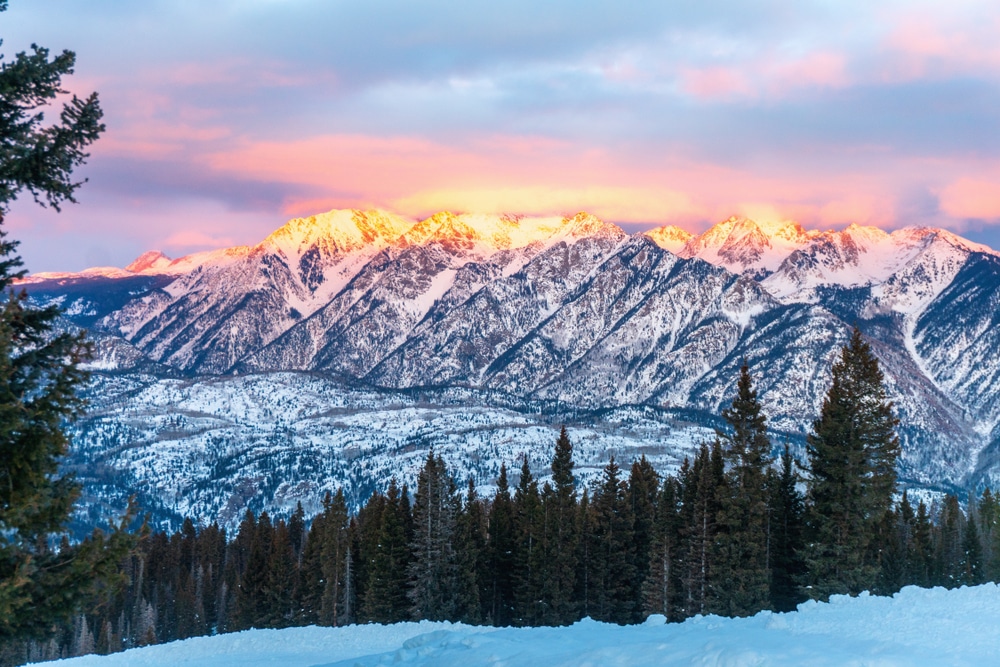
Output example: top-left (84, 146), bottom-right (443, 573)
top-left (4, 0), bottom-right (1000, 272)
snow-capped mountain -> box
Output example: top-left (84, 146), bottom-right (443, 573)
top-left (23, 210), bottom-right (1000, 529)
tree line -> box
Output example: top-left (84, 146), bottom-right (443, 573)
top-left (5, 329), bottom-right (999, 664)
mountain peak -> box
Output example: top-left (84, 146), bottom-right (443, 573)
top-left (126, 250), bottom-right (173, 274)
top-left (264, 208), bottom-right (414, 258)
top-left (643, 225), bottom-right (694, 254)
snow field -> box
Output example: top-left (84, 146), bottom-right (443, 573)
top-left (44, 584), bottom-right (1000, 666)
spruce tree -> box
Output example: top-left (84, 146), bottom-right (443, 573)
top-left (712, 362), bottom-right (773, 616)
top-left (0, 2), bottom-right (133, 639)
top-left (769, 446), bottom-right (805, 612)
top-left (628, 456), bottom-right (658, 622)
top-left (589, 456), bottom-right (636, 624)
top-left (802, 327), bottom-right (901, 599)
top-left (643, 475), bottom-right (681, 620)
top-left (539, 426), bottom-right (579, 625)
top-left (679, 442), bottom-right (724, 617)
top-left (454, 478), bottom-right (487, 624)
top-left (511, 456), bottom-right (543, 626)
top-left (407, 452), bottom-right (459, 621)
top-left (363, 479), bottom-right (412, 623)
top-left (320, 490), bottom-right (350, 626)
top-left (486, 464), bottom-right (515, 626)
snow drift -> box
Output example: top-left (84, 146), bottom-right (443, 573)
top-left (43, 583), bottom-right (1000, 666)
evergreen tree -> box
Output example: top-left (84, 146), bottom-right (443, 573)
top-left (575, 487), bottom-right (594, 618)
top-left (643, 475), bottom-right (681, 620)
top-left (362, 479), bottom-right (411, 623)
top-left (539, 427), bottom-right (579, 625)
top-left (263, 519), bottom-right (296, 628)
top-left (911, 500), bottom-right (934, 588)
top-left (802, 327), bottom-right (901, 599)
top-left (454, 478), bottom-right (487, 624)
top-left (407, 452), bottom-right (459, 621)
top-left (511, 456), bottom-right (543, 626)
top-left (486, 464), bottom-right (515, 626)
top-left (320, 490), bottom-right (350, 626)
top-left (712, 362), bottom-right (773, 616)
top-left (627, 456), bottom-right (658, 622)
top-left (935, 495), bottom-right (964, 587)
top-left (589, 456), bottom-right (636, 624)
top-left (960, 505), bottom-right (984, 586)
top-left (0, 4), bottom-right (133, 639)
top-left (769, 447), bottom-right (805, 612)
top-left (235, 512), bottom-right (272, 629)
top-left (678, 443), bottom-right (725, 617)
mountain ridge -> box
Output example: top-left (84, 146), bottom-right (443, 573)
top-left (21, 207), bottom-right (1000, 528)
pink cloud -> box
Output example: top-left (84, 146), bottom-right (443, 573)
top-left (679, 66), bottom-right (752, 100)
top-left (938, 178), bottom-right (1000, 221)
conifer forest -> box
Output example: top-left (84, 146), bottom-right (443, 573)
top-left (3, 329), bottom-right (998, 665)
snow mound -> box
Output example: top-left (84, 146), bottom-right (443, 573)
top-left (44, 584), bottom-right (1000, 666)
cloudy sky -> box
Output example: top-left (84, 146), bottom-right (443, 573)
top-left (4, 0), bottom-right (1000, 271)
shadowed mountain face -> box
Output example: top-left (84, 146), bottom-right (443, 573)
top-left (22, 209), bottom-right (1000, 526)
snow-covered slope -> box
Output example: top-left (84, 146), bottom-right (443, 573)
top-left (43, 584), bottom-right (1000, 667)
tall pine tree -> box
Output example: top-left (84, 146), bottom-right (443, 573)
top-left (0, 0), bottom-right (133, 638)
top-left (712, 361), bottom-right (773, 616)
top-left (802, 327), bottom-right (901, 599)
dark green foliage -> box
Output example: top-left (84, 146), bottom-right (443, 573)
top-left (802, 328), bottom-right (901, 599)
top-left (511, 456), bottom-right (543, 626)
top-left (0, 1), bottom-right (135, 642)
top-left (588, 456), bottom-right (637, 624)
top-left (319, 490), bottom-right (350, 626)
top-left (960, 509), bottom-right (984, 586)
top-left (454, 479), bottom-right (487, 624)
top-left (235, 512), bottom-right (272, 629)
top-left (712, 362), bottom-right (773, 616)
top-left (407, 452), bottom-right (460, 621)
top-left (769, 447), bottom-right (805, 612)
top-left (363, 479), bottom-right (412, 623)
top-left (679, 442), bottom-right (724, 617)
top-left (643, 476), bottom-right (681, 620)
top-left (627, 456), bottom-right (658, 623)
top-left (485, 464), bottom-right (515, 626)
top-left (935, 495), bottom-right (964, 587)
top-left (539, 427), bottom-right (580, 625)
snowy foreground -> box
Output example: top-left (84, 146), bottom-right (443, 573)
top-left (44, 585), bottom-right (1000, 666)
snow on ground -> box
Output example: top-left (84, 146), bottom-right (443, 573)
top-left (42, 584), bottom-right (1000, 666)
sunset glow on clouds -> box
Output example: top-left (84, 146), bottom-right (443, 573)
top-left (3, 0), bottom-right (1000, 270)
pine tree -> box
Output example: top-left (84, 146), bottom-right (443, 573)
top-left (539, 426), bottom-right (579, 625)
top-left (320, 490), bottom-right (350, 626)
top-left (802, 327), bottom-right (901, 599)
top-left (589, 456), bottom-right (636, 624)
top-left (935, 495), bottom-right (964, 587)
top-left (679, 442), bottom-right (724, 617)
top-left (960, 505), bottom-right (984, 586)
top-left (769, 446), bottom-right (805, 612)
top-left (511, 456), bottom-right (543, 626)
top-left (363, 479), bottom-right (411, 623)
top-left (712, 362), bottom-right (773, 616)
top-left (0, 4), bottom-right (133, 639)
top-left (643, 475), bottom-right (681, 620)
top-left (628, 456), bottom-right (658, 622)
top-left (454, 478), bottom-right (487, 624)
top-left (263, 519), bottom-right (296, 628)
top-left (407, 452), bottom-right (459, 621)
top-left (486, 464), bottom-right (515, 626)
top-left (235, 512), bottom-right (272, 629)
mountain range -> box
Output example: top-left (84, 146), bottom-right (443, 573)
top-left (24, 209), bottom-right (1000, 528)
